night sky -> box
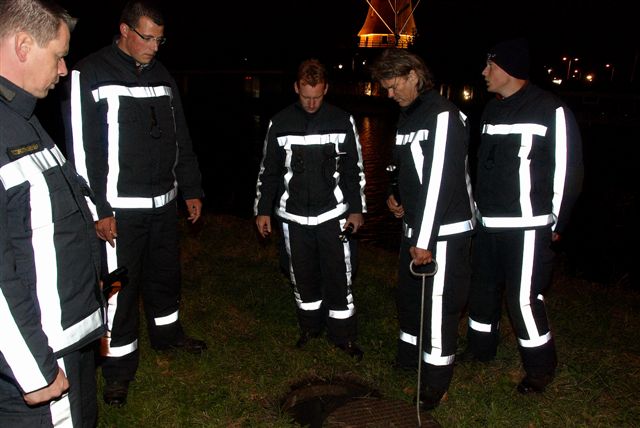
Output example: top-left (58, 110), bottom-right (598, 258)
top-left (57, 0), bottom-right (638, 85)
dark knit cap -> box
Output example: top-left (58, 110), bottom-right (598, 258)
top-left (487, 38), bottom-right (530, 79)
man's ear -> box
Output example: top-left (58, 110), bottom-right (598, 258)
top-left (15, 32), bottom-right (33, 62)
top-left (119, 22), bottom-right (129, 39)
top-left (294, 81), bottom-right (299, 94)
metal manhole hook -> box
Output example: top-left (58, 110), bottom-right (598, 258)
top-left (410, 258), bottom-right (438, 427)
top-left (409, 260), bottom-right (438, 277)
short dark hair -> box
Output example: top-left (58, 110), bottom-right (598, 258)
top-left (0, 0), bottom-right (76, 46)
top-left (370, 49), bottom-right (434, 94)
top-left (120, 0), bottom-right (164, 28)
top-left (297, 59), bottom-right (327, 87)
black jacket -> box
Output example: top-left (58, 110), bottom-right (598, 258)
top-left (254, 102), bottom-right (366, 224)
top-left (68, 41), bottom-right (202, 219)
top-left (0, 77), bottom-right (104, 394)
top-left (394, 90), bottom-right (475, 250)
top-left (476, 83), bottom-right (584, 233)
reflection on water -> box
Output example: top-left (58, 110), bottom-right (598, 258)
top-left (355, 115), bottom-right (402, 250)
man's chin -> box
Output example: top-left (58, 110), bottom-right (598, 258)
top-left (34, 88), bottom-right (50, 99)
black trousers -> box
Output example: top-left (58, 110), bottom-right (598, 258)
top-left (0, 342), bottom-right (98, 428)
top-left (466, 227), bottom-right (557, 378)
top-left (101, 202), bottom-right (184, 382)
top-left (278, 218), bottom-right (358, 345)
top-left (396, 235), bottom-right (471, 392)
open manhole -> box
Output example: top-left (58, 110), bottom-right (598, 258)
top-left (281, 375), bottom-right (440, 427)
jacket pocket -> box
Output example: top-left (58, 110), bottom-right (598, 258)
top-left (29, 167), bottom-right (80, 230)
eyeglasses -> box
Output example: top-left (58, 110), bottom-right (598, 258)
top-left (128, 25), bottom-right (166, 45)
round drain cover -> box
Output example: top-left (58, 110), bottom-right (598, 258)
top-left (281, 375), bottom-right (440, 427)
top-left (326, 397), bottom-right (440, 428)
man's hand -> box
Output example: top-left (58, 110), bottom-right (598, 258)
top-left (387, 195), bottom-right (404, 218)
top-left (23, 367), bottom-right (69, 406)
top-left (185, 198), bottom-right (202, 224)
top-left (345, 213), bottom-right (364, 233)
top-left (256, 215), bottom-right (271, 238)
top-left (410, 246), bottom-right (433, 265)
top-left (96, 216), bottom-right (117, 247)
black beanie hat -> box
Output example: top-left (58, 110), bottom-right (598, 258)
top-left (488, 38), bottom-right (530, 80)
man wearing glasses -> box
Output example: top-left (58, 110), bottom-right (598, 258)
top-left (67, 0), bottom-right (205, 406)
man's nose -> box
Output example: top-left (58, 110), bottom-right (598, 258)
top-left (59, 58), bottom-right (68, 77)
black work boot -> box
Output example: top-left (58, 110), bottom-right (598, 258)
top-left (417, 385), bottom-right (446, 411)
top-left (335, 341), bottom-right (364, 362)
top-left (295, 330), bottom-right (321, 348)
top-left (103, 379), bottom-right (130, 406)
top-left (517, 373), bottom-right (554, 394)
top-left (153, 335), bottom-right (207, 354)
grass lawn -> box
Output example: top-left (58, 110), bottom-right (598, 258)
top-left (96, 214), bottom-right (640, 427)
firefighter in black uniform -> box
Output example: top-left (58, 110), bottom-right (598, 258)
top-left (462, 38), bottom-right (584, 394)
top-left (67, 0), bottom-right (205, 406)
top-left (0, 1), bottom-right (105, 425)
top-left (370, 49), bottom-right (475, 410)
top-left (254, 59), bottom-right (367, 360)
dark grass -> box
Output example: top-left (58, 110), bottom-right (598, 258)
top-left (96, 214), bottom-right (640, 427)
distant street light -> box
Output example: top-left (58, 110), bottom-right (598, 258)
top-left (562, 56), bottom-right (579, 81)
top-left (605, 63), bottom-right (615, 82)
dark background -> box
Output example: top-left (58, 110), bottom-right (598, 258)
top-left (57, 0), bottom-right (638, 84)
top-left (45, 0), bottom-right (638, 287)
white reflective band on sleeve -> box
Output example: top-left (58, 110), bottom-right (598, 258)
top-left (518, 331), bottom-right (552, 348)
top-left (154, 310), bottom-right (179, 326)
top-left (423, 350), bottom-right (455, 366)
top-left (478, 213), bottom-right (555, 229)
top-left (468, 317), bottom-right (492, 333)
top-left (0, 289), bottom-right (47, 392)
top-left (110, 185), bottom-right (178, 209)
top-left (329, 303), bottom-right (356, 320)
top-left (399, 330), bottom-right (418, 346)
top-left (101, 337), bottom-right (138, 357)
top-left (350, 116), bottom-right (368, 213)
top-left (552, 107), bottom-right (568, 231)
top-left (50, 357), bottom-right (72, 428)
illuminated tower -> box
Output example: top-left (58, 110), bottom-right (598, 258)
top-left (357, 0), bottom-right (419, 48)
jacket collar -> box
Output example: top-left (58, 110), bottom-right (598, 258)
top-left (400, 91), bottom-right (428, 117)
top-left (0, 76), bottom-right (37, 120)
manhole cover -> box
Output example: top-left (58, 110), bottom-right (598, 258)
top-left (326, 396), bottom-right (440, 427)
top-left (281, 375), bottom-right (440, 427)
